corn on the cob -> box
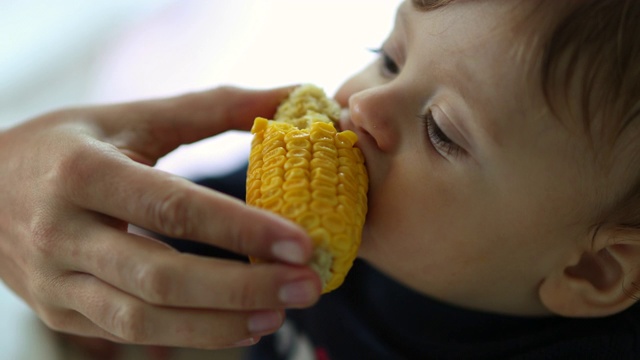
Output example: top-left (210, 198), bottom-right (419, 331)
top-left (246, 85), bottom-right (368, 293)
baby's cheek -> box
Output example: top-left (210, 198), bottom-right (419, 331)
top-left (358, 185), bottom-right (434, 264)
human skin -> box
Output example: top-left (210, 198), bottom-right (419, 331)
top-left (0, 86), bottom-right (322, 349)
top-left (334, 0), bottom-right (638, 317)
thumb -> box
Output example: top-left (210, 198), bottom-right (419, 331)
top-left (93, 85), bottom-right (297, 161)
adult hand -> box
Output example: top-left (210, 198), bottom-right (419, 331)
top-left (0, 86), bottom-right (321, 349)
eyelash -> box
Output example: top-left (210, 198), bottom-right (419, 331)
top-left (370, 48), bottom-right (462, 159)
top-left (370, 48), bottom-right (399, 77)
top-left (420, 110), bottom-right (463, 158)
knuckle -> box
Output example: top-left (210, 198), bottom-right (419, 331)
top-left (30, 220), bottom-right (62, 257)
top-left (148, 183), bottom-right (194, 238)
top-left (52, 140), bottom-right (120, 204)
top-left (226, 207), bottom-right (260, 256)
top-left (108, 302), bottom-right (149, 343)
top-left (228, 278), bottom-right (260, 309)
top-left (29, 208), bottom-right (80, 261)
top-left (52, 142), bottom-right (95, 194)
top-left (133, 262), bottom-right (173, 305)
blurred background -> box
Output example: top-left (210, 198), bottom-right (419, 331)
top-left (0, 0), bottom-right (398, 358)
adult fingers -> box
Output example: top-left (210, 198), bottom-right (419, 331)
top-left (40, 308), bottom-right (125, 344)
top-left (52, 273), bottom-right (279, 349)
top-left (63, 225), bottom-right (320, 310)
top-left (63, 145), bottom-right (314, 266)
top-left (92, 86), bottom-right (296, 161)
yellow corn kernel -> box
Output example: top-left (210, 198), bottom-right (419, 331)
top-left (246, 85), bottom-right (368, 293)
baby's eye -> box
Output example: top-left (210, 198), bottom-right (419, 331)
top-left (381, 51), bottom-right (399, 75)
top-left (420, 109), bottom-right (464, 158)
top-left (370, 48), bottom-right (399, 77)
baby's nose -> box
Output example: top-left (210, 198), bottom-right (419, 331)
top-left (348, 89), bottom-right (399, 152)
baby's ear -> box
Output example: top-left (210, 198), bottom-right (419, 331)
top-left (539, 226), bottom-right (640, 317)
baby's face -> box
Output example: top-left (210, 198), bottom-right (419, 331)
top-left (335, 0), bottom-right (608, 315)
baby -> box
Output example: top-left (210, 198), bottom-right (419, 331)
top-left (244, 0), bottom-right (640, 358)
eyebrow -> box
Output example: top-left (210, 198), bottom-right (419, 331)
top-left (411, 0), bottom-right (454, 12)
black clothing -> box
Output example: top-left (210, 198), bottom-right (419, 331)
top-left (248, 259), bottom-right (640, 359)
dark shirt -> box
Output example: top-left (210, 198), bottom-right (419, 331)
top-left (249, 259), bottom-right (640, 359)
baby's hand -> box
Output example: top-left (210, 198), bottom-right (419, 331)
top-left (0, 86), bottom-right (321, 349)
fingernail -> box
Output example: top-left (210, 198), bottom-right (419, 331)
top-left (279, 280), bottom-right (318, 306)
top-left (248, 311), bottom-right (282, 334)
top-left (271, 241), bottom-right (305, 264)
top-left (232, 337), bottom-right (260, 347)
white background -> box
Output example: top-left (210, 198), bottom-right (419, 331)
top-left (0, 1), bottom-right (399, 358)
